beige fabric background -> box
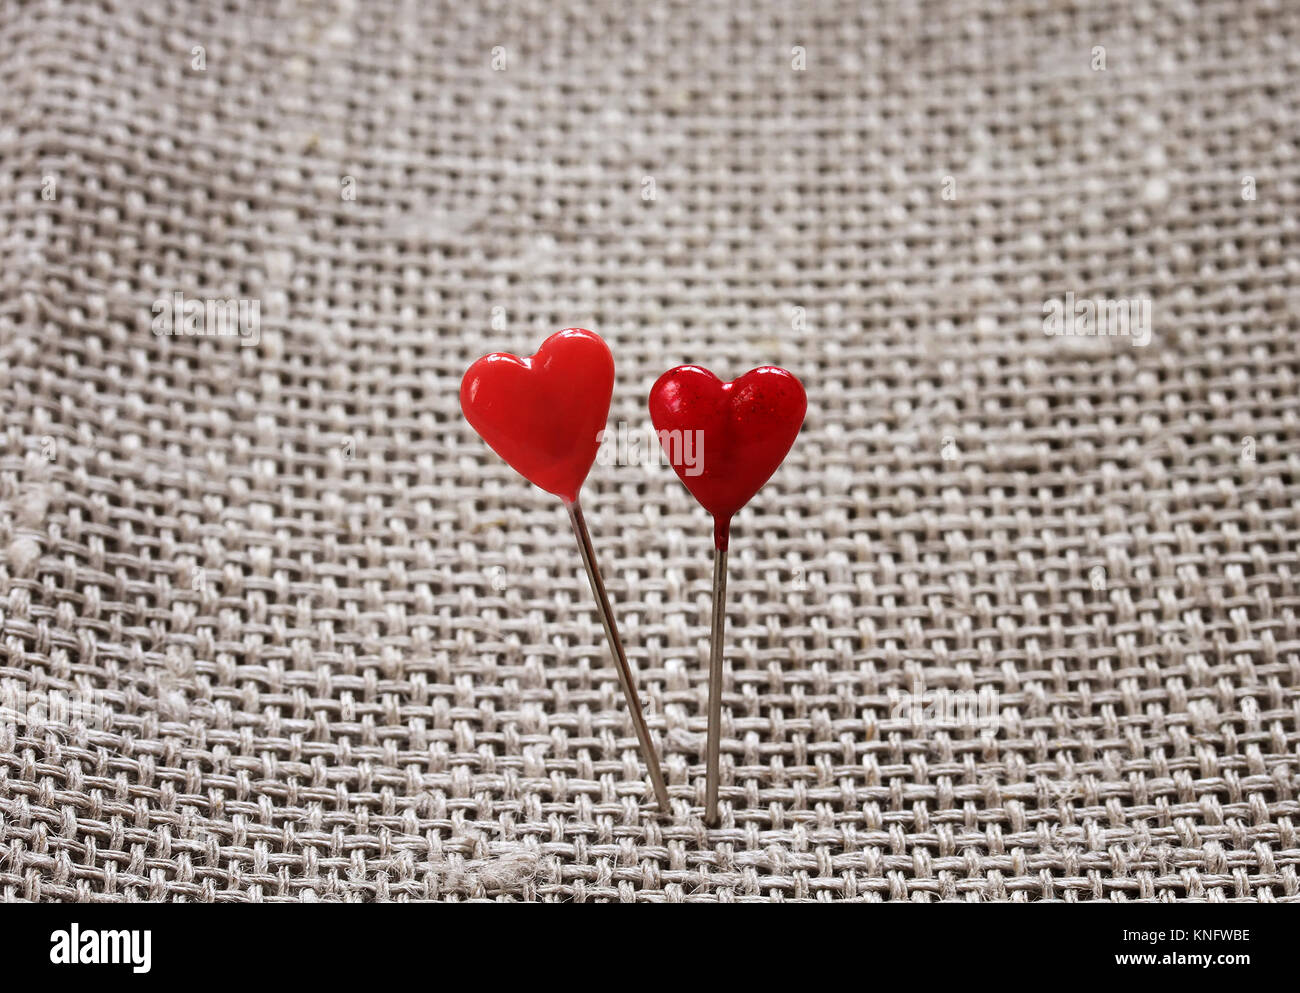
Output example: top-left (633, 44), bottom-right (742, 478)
top-left (1, 0), bottom-right (1298, 902)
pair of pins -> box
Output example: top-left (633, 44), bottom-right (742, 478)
top-left (461, 328), bottom-right (806, 824)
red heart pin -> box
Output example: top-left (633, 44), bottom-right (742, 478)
top-left (461, 327), bottom-right (673, 812)
top-left (649, 365), bottom-right (807, 549)
top-left (460, 328), bottom-right (613, 503)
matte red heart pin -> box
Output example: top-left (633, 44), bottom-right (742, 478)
top-left (461, 328), bottom-right (671, 813)
top-left (649, 364), bottom-right (807, 824)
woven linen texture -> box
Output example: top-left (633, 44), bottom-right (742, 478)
top-left (2, 0), bottom-right (1299, 903)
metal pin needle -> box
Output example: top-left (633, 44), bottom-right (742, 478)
top-left (705, 547), bottom-right (727, 826)
top-left (565, 501), bottom-right (672, 813)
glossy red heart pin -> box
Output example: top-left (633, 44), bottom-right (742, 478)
top-left (649, 365), bottom-right (807, 550)
top-left (460, 327), bottom-right (614, 504)
top-left (461, 328), bottom-right (671, 812)
top-left (649, 363), bottom-right (806, 826)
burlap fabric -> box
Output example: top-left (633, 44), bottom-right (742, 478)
top-left (1, 0), bottom-right (1298, 903)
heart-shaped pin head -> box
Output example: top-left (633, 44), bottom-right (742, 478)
top-left (461, 328), bottom-right (614, 503)
top-left (649, 364), bottom-right (807, 549)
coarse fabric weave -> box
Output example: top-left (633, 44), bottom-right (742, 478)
top-left (1, 0), bottom-right (1298, 903)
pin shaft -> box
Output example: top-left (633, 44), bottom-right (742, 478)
top-left (565, 501), bottom-right (672, 813)
top-left (705, 547), bottom-right (728, 826)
